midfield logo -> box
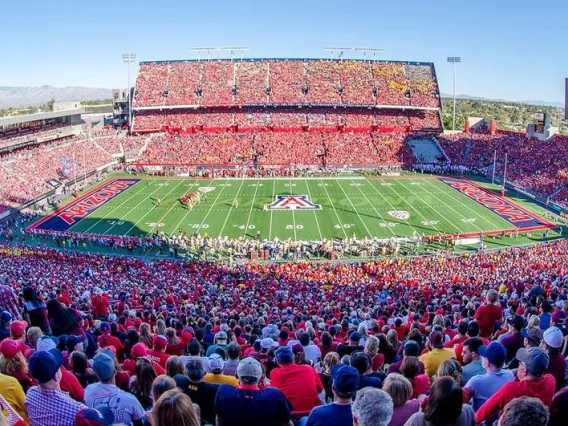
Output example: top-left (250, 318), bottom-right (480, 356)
top-left (266, 195), bottom-right (322, 210)
top-left (388, 211), bottom-right (410, 220)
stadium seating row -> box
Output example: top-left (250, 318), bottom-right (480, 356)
top-left (133, 59), bottom-right (441, 108)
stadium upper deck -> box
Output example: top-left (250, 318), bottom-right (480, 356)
top-left (133, 58), bottom-right (442, 109)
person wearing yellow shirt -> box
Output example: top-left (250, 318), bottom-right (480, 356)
top-left (0, 372), bottom-right (28, 423)
top-left (420, 331), bottom-right (456, 378)
top-left (204, 354), bottom-right (238, 387)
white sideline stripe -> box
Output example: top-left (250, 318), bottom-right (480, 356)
top-left (289, 179), bottom-right (297, 241)
top-left (218, 179), bottom-right (246, 237)
top-left (304, 179), bottom-right (323, 240)
top-left (218, 176), bottom-right (367, 180)
top-left (335, 179), bottom-right (373, 238)
top-left (268, 179), bottom-right (276, 240)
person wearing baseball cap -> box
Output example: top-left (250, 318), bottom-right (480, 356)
top-left (336, 331), bottom-right (364, 358)
top-left (214, 357), bottom-right (292, 426)
top-left (463, 342), bottom-right (514, 413)
top-left (420, 331), bottom-right (456, 377)
top-left (96, 322), bottom-right (123, 354)
top-left (541, 326), bottom-right (566, 391)
top-left (10, 320), bottom-right (27, 340)
top-left (146, 335), bottom-right (170, 368)
top-left (205, 331), bottom-right (229, 357)
top-left (84, 351), bottom-right (145, 425)
top-left (271, 345), bottom-right (323, 413)
top-left (204, 353), bottom-right (238, 386)
top-left (123, 342), bottom-right (165, 376)
top-left (0, 311), bottom-right (12, 341)
top-left (476, 347), bottom-right (556, 424)
top-left (304, 365), bottom-right (360, 426)
top-left (25, 349), bottom-right (87, 425)
top-left (501, 314), bottom-right (525, 362)
top-left (387, 340), bottom-right (425, 375)
top-left (75, 407), bottom-right (114, 426)
top-left (0, 338), bottom-right (34, 392)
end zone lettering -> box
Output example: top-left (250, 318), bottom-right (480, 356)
top-left (59, 180), bottom-right (139, 225)
top-left (28, 178), bottom-right (141, 233)
top-left (438, 177), bottom-right (547, 229)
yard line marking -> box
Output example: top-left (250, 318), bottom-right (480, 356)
top-left (304, 179), bottom-right (323, 240)
top-left (243, 178), bottom-right (260, 238)
top-left (165, 179), bottom-right (208, 236)
top-left (354, 179), bottom-right (398, 237)
top-left (319, 179), bottom-right (348, 239)
top-left (268, 179), bottom-right (276, 240)
top-left (218, 179), bottom-right (246, 237)
top-left (335, 179), bottom-right (373, 238)
top-left (289, 179), bottom-right (298, 241)
top-left (77, 180), bottom-right (147, 234)
top-left (394, 179), bottom-right (455, 235)
top-left (415, 179), bottom-right (483, 234)
top-left (197, 179), bottom-right (228, 234)
top-left (124, 179), bottom-right (187, 236)
top-left (424, 178), bottom-right (505, 230)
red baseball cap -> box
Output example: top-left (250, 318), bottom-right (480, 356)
top-left (130, 342), bottom-right (148, 359)
top-left (10, 320), bottom-right (28, 338)
top-left (1, 339), bottom-right (28, 358)
top-left (153, 335), bottom-right (168, 351)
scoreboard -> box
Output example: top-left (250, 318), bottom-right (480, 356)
top-left (533, 112), bottom-right (546, 133)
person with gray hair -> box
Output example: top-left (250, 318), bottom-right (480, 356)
top-left (173, 358), bottom-right (219, 425)
top-left (352, 387), bottom-right (394, 426)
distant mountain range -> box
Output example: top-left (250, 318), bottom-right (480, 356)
top-left (441, 93), bottom-right (564, 109)
top-left (0, 86), bottom-right (112, 109)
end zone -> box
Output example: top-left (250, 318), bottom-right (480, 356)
top-left (26, 178), bottom-right (141, 234)
top-left (438, 176), bottom-right (556, 235)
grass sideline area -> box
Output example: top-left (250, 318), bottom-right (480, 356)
top-left (26, 174), bottom-right (559, 245)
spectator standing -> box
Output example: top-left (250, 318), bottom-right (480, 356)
top-left (21, 287), bottom-right (49, 333)
top-left (474, 289), bottom-right (502, 338)
top-left (214, 357), bottom-right (292, 426)
top-left (25, 349), bottom-right (86, 426)
top-left (0, 284), bottom-right (19, 320)
top-left (352, 387), bottom-right (394, 426)
top-left (130, 358), bottom-right (157, 409)
top-left (84, 351), bottom-right (145, 426)
top-left (305, 364), bottom-right (359, 426)
top-left (463, 342), bottom-right (514, 412)
top-left (475, 347), bottom-right (556, 424)
top-left (271, 345), bottom-right (323, 414)
top-left (205, 331), bottom-right (229, 356)
top-left (299, 333), bottom-right (322, 364)
top-left (501, 315), bottom-right (525, 362)
top-left (387, 341), bottom-right (425, 375)
top-left (541, 326), bottom-right (566, 391)
top-left (461, 338), bottom-right (486, 384)
top-left (337, 332), bottom-right (364, 358)
top-left (175, 358), bottom-right (219, 426)
top-left (223, 343), bottom-right (241, 377)
top-left (204, 353), bottom-right (239, 386)
top-left (419, 332), bottom-right (455, 377)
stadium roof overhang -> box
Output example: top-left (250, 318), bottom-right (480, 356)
top-left (133, 104), bottom-right (440, 112)
top-left (0, 108), bottom-right (84, 128)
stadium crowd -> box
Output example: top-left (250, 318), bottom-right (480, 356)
top-left (133, 60), bottom-right (441, 109)
top-left (0, 123), bottom-right (74, 151)
top-left (0, 236), bottom-right (565, 425)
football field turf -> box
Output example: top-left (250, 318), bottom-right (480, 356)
top-left (28, 175), bottom-right (555, 241)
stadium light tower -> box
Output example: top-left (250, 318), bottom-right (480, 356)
top-left (447, 56), bottom-right (461, 130)
top-left (122, 52), bottom-right (137, 128)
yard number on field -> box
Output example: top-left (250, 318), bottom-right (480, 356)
top-left (187, 224), bottom-right (209, 229)
top-left (146, 222), bottom-right (165, 228)
top-left (233, 224), bottom-right (256, 230)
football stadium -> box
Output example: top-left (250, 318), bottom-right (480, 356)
top-left (0, 2), bottom-right (567, 426)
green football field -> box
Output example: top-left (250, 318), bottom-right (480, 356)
top-left (29, 175), bottom-right (555, 241)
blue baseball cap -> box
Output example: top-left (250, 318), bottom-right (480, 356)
top-left (92, 352), bottom-right (116, 381)
top-left (478, 342), bottom-right (507, 367)
top-left (275, 346), bottom-right (294, 364)
top-left (0, 311), bottom-right (12, 324)
top-left (331, 364), bottom-right (360, 396)
top-left (75, 407), bottom-right (115, 426)
top-left (29, 349), bottom-right (63, 384)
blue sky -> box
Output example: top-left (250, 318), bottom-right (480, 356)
top-left (2, 0), bottom-right (567, 103)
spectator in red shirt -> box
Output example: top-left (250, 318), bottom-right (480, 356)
top-left (474, 289), bottom-right (503, 338)
top-left (271, 345), bottom-right (323, 414)
top-left (476, 347), bottom-right (556, 424)
top-left (146, 335), bottom-right (170, 368)
top-left (91, 288), bottom-right (110, 320)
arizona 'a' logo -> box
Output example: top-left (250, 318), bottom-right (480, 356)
top-left (388, 211), bottom-right (410, 220)
top-left (266, 195), bottom-right (322, 210)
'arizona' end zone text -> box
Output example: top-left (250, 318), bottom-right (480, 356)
top-left (438, 177), bottom-right (553, 229)
top-left (27, 178), bottom-right (141, 233)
